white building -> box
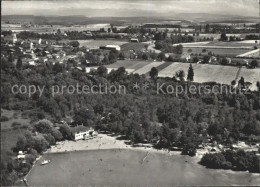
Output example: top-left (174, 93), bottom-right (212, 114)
top-left (17, 151), bottom-right (26, 160)
top-left (130, 38), bottom-right (139, 43)
top-left (100, 45), bottom-right (121, 51)
top-left (73, 126), bottom-right (97, 141)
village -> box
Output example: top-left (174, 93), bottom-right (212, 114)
top-left (1, 1), bottom-right (260, 185)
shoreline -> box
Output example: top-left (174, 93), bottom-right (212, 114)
top-left (22, 133), bottom-right (260, 186)
top-left (46, 133), bottom-right (192, 158)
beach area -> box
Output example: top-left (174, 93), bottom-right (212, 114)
top-left (46, 133), bottom-right (186, 157)
top-left (23, 133), bottom-right (260, 186)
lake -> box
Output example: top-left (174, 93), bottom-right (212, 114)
top-left (27, 149), bottom-right (260, 186)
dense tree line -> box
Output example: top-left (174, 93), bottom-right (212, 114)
top-left (200, 150), bottom-right (260, 173)
top-left (1, 52), bottom-right (260, 184)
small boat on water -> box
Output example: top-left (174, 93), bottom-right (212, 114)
top-left (41, 160), bottom-right (50, 165)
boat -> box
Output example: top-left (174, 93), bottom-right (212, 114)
top-left (41, 160), bottom-right (50, 165)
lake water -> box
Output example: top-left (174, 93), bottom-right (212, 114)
top-left (27, 149), bottom-right (260, 186)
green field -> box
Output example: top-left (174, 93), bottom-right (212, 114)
top-left (78, 40), bottom-right (128, 49)
top-left (1, 109), bottom-right (30, 162)
top-left (184, 48), bottom-right (252, 57)
top-left (103, 60), bottom-right (259, 90)
top-left (121, 43), bottom-right (146, 52)
top-left (158, 62), bottom-right (260, 90)
top-left (133, 61), bottom-right (165, 75)
top-left (105, 60), bottom-right (152, 71)
top-left (26, 149), bottom-right (260, 186)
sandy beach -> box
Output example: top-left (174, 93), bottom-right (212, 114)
top-left (47, 133), bottom-right (186, 158)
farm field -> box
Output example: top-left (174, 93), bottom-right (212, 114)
top-left (88, 60), bottom-right (259, 90)
top-left (105, 60), bottom-right (151, 71)
top-left (183, 48), bottom-right (251, 57)
top-left (158, 62), bottom-right (260, 90)
top-left (78, 40), bottom-right (128, 49)
top-left (133, 61), bottom-right (165, 75)
top-left (239, 68), bottom-right (260, 91)
top-left (179, 40), bottom-right (259, 48)
top-left (121, 43), bottom-right (146, 52)
top-left (1, 24), bottom-right (111, 33)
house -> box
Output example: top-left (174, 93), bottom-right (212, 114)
top-left (17, 151), bottom-right (26, 160)
top-left (23, 49), bottom-right (36, 59)
top-left (4, 34), bottom-right (17, 44)
top-left (130, 38), bottom-right (139, 43)
top-left (28, 60), bottom-right (36, 66)
top-left (99, 45), bottom-right (121, 51)
top-left (57, 50), bottom-right (66, 58)
top-left (52, 54), bottom-right (60, 59)
top-left (71, 126), bottom-right (97, 141)
top-left (76, 51), bottom-right (85, 58)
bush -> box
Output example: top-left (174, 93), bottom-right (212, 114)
top-left (0, 115), bottom-right (9, 122)
top-left (200, 150), bottom-right (260, 173)
top-left (181, 145), bottom-right (197, 157)
top-left (12, 122), bottom-right (21, 128)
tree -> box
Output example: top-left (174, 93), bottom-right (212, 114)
top-left (176, 44), bottom-right (183, 55)
top-left (238, 77), bottom-right (245, 89)
top-left (250, 60), bottom-right (258, 68)
top-left (118, 52), bottom-right (126, 60)
top-left (231, 80), bottom-right (236, 86)
top-left (16, 135), bottom-right (27, 151)
top-left (102, 55), bottom-right (109, 64)
top-left (59, 123), bottom-right (72, 140)
top-left (108, 51), bottom-right (118, 63)
top-left (32, 135), bottom-right (49, 153)
top-left (187, 64), bottom-right (194, 81)
top-left (203, 55), bottom-right (211, 64)
top-left (34, 119), bottom-right (53, 134)
top-left (193, 56), bottom-right (199, 63)
top-left (16, 57), bottom-right (23, 70)
top-left (157, 52), bottom-right (166, 61)
top-left (53, 62), bottom-right (63, 74)
top-left (257, 82), bottom-right (260, 92)
top-left (97, 66), bottom-right (108, 77)
top-left (142, 53), bottom-right (148, 60)
top-left (221, 58), bottom-right (229, 66)
top-left (176, 70), bottom-right (185, 81)
top-left (69, 41), bottom-right (80, 48)
top-left (150, 51), bottom-right (157, 60)
top-left (74, 107), bottom-right (96, 127)
top-left (150, 67), bottom-right (158, 80)
top-left (220, 33), bottom-right (228, 41)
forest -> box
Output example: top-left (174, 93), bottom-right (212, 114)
top-left (1, 53), bottom-right (260, 185)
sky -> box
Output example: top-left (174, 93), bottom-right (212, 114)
top-left (2, 0), bottom-right (259, 17)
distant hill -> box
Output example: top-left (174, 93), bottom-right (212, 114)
top-left (2, 14), bottom-right (259, 26)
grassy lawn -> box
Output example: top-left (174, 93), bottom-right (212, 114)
top-left (1, 109), bottom-right (30, 130)
top-left (105, 60), bottom-right (151, 70)
top-left (1, 128), bottom-right (27, 162)
top-left (1, 109), bottom-right (31, 162)
top-left (121, 43), bottom-right (146, 52)
top-left (78, 39), bottom-right (128, 49)
top-left (183, 48), bottom-right (251, 57)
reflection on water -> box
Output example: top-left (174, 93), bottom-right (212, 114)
top-left (27, 149), bottom-right (260, 186)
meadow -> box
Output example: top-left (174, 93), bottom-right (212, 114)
top-left (121, 43), bottom-right (146, 52)
top-left (103, 61), bottom-right (259, 90)
top-left (133, 61), bottom-right (165, 75)
top-left (78, 40), bottom-right (128, 49)
top-left (183, 48), bottom-right (251, 57)
top-left (1, 109), bottom-right (31, 162)
top-left (158, 62), bottom-right (260, 90)
top-left (105, 60), bottom-right (152, 71)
